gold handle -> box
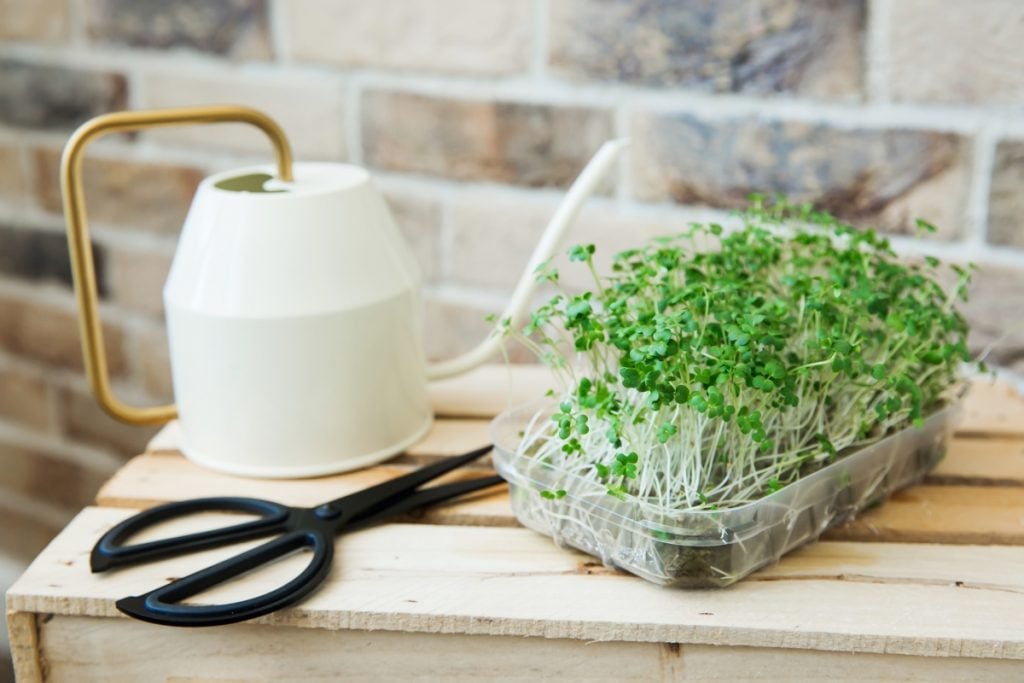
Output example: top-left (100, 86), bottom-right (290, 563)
top-left (60, 105), bottom-right (294, 425)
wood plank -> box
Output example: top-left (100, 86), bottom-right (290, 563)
top-left (97, 451), bottom-right (514, 527)
top-left (138, 407), bottom-right (1024, 495)
top-left (38, 617), bottom-right (665, 683)
top-left (407, 425), bottom-right (1024, 485)
top-left (675, 643), bottom-right (1024, 681)
top-left (146, 369), bottom-right (1024, 453)
top-left (405, 418), bottom-right (490, 459)
top-left (958, 379), bottom-right (1024, 437)
top-left (451, 372), bottom-right (1024, 437)
top-left (5, 611), bottom-right (42, 683)
top-left (8, 507), bottom-right (1024, 660)
top-left (99, 453), bottom-right (1024, 546)
top-left (33, 616), bottom-right (1024, 683)
top-left (143, 424), bottom-right (1024, 496)
top-left (827, 485), bottom-right (1024, 545)
top-left (928, 436), bottom-right (1024, 485)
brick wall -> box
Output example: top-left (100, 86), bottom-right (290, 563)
top-left (2, 0), bottom-right (1024, 669)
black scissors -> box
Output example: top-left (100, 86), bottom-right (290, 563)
top-left (91, 445), bottom-right (501, 627)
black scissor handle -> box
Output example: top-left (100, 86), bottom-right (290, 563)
top-left (116, 528), bottom-right (334, 627)
top-left (92, 497), bottom-right (291, 572)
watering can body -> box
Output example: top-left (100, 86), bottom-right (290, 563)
top-left (165, 163), bottom-right (432, 476)
top-left (60, 105), bottom-right (626, 478)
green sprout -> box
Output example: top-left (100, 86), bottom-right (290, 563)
top-left (507, 197), bottom-right (972, 511)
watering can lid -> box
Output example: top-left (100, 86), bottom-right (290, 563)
top-left (205, 162), bottom-right (371, 198)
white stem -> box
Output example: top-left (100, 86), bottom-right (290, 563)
top-left (426, 138), bottom-right (631, 380)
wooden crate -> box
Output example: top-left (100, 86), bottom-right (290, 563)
top-left (7, 366), bottom-right (1024, 682)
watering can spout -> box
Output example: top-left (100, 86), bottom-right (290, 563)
top-left (426, 138), bottom-right (630, 381)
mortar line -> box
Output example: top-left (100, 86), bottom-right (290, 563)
top-left (0, 484), bottom-right (77, 529)
top-left (0, 353), bottom-right (63, 445)
top-left (345, 77), bottom-right (364, 165)
top-left (43, 367), bottom-right (64, 441)
top-left (5, 143), bottom-right (1024, 273)
top-left (125, 60), bottom-right (145, 111)
top-left (268, 0), bottom-right (292, 63)
top-left (65, 0), bottom-right (85, 49)
top-left (0, 199), bottom-right (184, 253)
top-left (865, 0), bottom-right (891, 103)
top-left (0, 41), bottom-right (342, 87)
top-left (0, 415), bottom-right (124, 486)
top-left (965, 127), bottom-right (999, 247)
top-left (0, 274), bottom-right (179, 335)
top-left (0, 126), bottom-right (68, 148)
top-left (614, 104), bottom-right (632, 205)
top-left (119, 309), bottom-right (150, 401)
top-left (15, 142), bottom-right (37, 215)
top-left (437, 186), bottom-right (457, 281)
top-left (322, 71), bottom-right (1024, 135)
top-left (0, 205), bottom-right (66, 232)
top-left (530, 0), bottom-right (550, 80)
top-left (0, 322), bottom-right (172, 415)
top-left (6, 41), bottom-right (1024, 135)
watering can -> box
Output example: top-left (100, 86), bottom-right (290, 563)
top-left (61, 105), bottom-right (627, 478)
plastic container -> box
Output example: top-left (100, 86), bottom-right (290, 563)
top-left (491, 400), bottom-right (961, 587)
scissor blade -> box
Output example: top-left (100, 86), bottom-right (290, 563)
top-left (317, 445), bottom-right (493, 522)
top-left (343, 475), bottom-right (505, 531)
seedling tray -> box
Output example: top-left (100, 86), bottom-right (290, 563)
top-left (491, 400), bottom-right (961, 587)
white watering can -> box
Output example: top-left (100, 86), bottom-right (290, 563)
top-left (61, 105), bottom-right (627, 478)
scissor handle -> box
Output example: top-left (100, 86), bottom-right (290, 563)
top-left (116, 528), bottom-right (333, 627)
top-left (91, 497), bottom-right (291, 572)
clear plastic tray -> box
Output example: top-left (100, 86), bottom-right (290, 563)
top-left (491, 400), bottom-right (961, 587)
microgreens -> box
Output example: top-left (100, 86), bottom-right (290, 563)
top-left (506, 196), bottom-right (973, 511)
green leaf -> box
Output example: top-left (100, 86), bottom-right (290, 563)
top-left (568, 243), bottom-right (597, 262)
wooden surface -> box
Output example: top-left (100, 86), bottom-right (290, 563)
top-left (31, 617), bottom-right (1024, 683)
top-left (8, 366), bottom-right (1024, 682)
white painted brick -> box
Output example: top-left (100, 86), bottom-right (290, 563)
top-left (446, 188), bottom-right (698, 293)
top-left (887, 0), bottom-right (1024, 104)
top-left (285, 0), bottom-right (532, 75)
top-left (0, 0), bottom-right (68, 42)
top-left (378, 181), bottom-right (444, 282)
top-left (137, 68), bottom-right (346, 161)
top-left (107, 246), bottom-right (173, 318)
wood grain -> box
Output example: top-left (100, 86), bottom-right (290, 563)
top-left (958, 379), bottom-right (1024, 437)
top-left (34, 616), bottom-right (1024, 683)
top-left (13, 364), bottom-right (1024, 679)
top-left (106, 409), bottom-right (1024, 548)
top-left (828, 485), bottom-right (1024, 545)
top-left (39, 617), bottom-right (666, 683)
top-left (115, 429), bottom-right (1024, 503)
top-left (5, 611), bottom-right (42, 683)
top-left (96, 451), bottom-right (1024, 546)
top-left (96, 451), bottom-right (515, 527)
top-left (928, 436), bottom-right (1024, 485)
top-left (9, 507), bottom-right (1024, 660)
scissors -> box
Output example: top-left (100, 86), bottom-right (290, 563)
top-left (90, 445), bottom-right (501, 627)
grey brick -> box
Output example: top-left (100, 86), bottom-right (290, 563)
top-left (550, 0), bottom-right (865, 98)
top-left (0, 59), bottom-right (126, 131)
